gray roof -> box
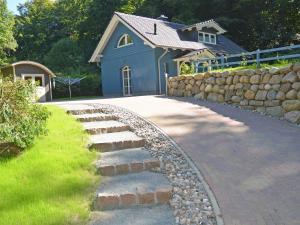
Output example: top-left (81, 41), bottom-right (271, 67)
top-left (115, 12), bottom-right (206, 50)
top-left (115, 12), bottom-right (245, 55)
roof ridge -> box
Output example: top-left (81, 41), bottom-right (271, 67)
top-left (114, 11), bottom-right (186, 27)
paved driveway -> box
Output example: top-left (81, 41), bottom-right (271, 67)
top-left (55, 96), bottom-right (300, 225)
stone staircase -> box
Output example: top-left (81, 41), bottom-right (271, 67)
top-left (64, 104), bottom-right (175, 225)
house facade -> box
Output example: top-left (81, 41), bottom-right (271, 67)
top-left (90, 12), bottom-right (245, 96)
top-left (0, 61), bottom-right (55, 102)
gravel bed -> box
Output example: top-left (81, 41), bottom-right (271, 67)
top-left (90, 103), bottom-right (217, 225)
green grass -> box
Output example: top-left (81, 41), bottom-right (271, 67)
top-left (0, 105), bottom-right (98, 225)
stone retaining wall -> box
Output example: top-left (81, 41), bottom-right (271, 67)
top-left (168, 63), bottom-right (300, 124)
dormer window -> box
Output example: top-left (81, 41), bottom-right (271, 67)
top-left (117, 34), bottom-right (133, 48)
top-left (198, 32), bottom-right (217, 45)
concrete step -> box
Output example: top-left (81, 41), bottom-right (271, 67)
top-left (89, 205), bottom-right (175, 225)
top-left (83, 121), bottom-right (130, 135)
top-left (93, 171), bottom-right (172, 210)
top-left (74, 113), bottom-right (117, 122)
top-left (62, 104), bottom-right (103, 115)
top-left (89, 131), bottom-right (145, 152)
top-left (96, 148), bottom-right (161, 176)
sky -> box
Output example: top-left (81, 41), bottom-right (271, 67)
top-left (7, 0), bottom-right (27, 14)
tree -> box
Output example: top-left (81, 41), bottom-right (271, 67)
top-left (14, 0), bottom-right (61, 61)
top-left (0, 0), bottom-right (17, 65)
top-left (43, 37), bottom-right (84, 74)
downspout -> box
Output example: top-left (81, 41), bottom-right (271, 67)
top-left (157, 48), bottom-right (168, 94)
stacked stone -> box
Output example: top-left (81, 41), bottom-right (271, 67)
top-left (168, 63), bottom-right (300, 124)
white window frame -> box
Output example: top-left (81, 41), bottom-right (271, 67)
top-left (22, 74), bottom-right (45, 86)
top-left (122, 66), bottom-right (132, 96)
top-left (198, 31), bottom-right (217, 45)
top-left (117, 34), bottom-right (133, 48)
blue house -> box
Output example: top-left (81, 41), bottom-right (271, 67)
top-left (89, 12), bottom-right (245, 96)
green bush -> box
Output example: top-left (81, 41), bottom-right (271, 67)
top-left (0, 77), bottom-right (50, 154)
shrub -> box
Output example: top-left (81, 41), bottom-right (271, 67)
top-left (0, 76), bottom-right (50, 154)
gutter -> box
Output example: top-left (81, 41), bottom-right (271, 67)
top-left (157, 48), bottom-right (168, 95)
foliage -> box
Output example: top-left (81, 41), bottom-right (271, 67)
top-left (0, 0), bottom-right (17, 65)
top-left (0, 77), bottom-right (50, 152)
top-left (0, 105), bottom-right (98, 225)
top-left (180, 62), bottom-right (195, 75)
top-left (44, 37), bottom-right (84, 74)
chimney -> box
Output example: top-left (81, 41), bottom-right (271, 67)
top-left (154, 23), bottom-right (157, 35)
top-left (157, 15), bottom-right (168, 21)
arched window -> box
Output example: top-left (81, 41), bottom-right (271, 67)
top-left (117, 34), bottom-right (133, 48)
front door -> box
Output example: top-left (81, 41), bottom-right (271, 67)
top-left (122, 66), bottom-right (132, 96)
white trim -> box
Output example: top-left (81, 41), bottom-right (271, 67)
top-left (196, 20), bottom-right (226, 34)
top-left (22, 74), bottom-right (45, 86)
top-left (117, 34), bottom-right (133, 48)
top-left (122, 66), bottom-right (132, 96)
top-left (89, 14), bottom-right (155, 63)
top-left (181, 20), bottom-right (226, 35)
top-left (198, 31), bottom-right (217, 45)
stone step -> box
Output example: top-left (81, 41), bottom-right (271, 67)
top-left (62, 104), bottom-right (103, 115)
top-left (89, 131), bottom-right (145, 152)
top-left (89, 205), bottom-right (175, 225)
top-left (74, 113), bottom-right (117, 122)
top-left (93, 171), bottom-right (172, 210)
top-left (96, 148), bottom-right (161, 176)
top-left (83, 121), bottom-right (130, 135)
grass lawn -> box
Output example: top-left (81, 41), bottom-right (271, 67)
top-left (0, 105), bottom-right (98, 225)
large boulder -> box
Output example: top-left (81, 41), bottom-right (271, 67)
top-left (282, 71), bottom-right (297, 83)
top-left (292, 82), bottom-right (300, 91)
top-left (286, 89), bottom-right (297, 99)
top-left (231, 96), bottom-right (241, 103)
top-left (216, 77), bottom-right (226, 85)
top-left (189, 79), bottom-right (195, 85)
top-left (280, 83), bottom-right (291, 93)
top-left (255, 90), bottom-right (268, 100)
top-left (206, 77), bottom-right (215, 84)
top-left (293, 62), bottom-right (300, 72)
top-left (226, 76), bottom-right (233, 84)
top-left (251, 85), bottom-right (259, 92)
top-left (233, 75), bottom-right (240, 84)
top-left (261, 74), bottom-right (271, 83)
top-left (269, 75), bottom-right (282, 84)
top-left (264, 100), bottom-right (280, 107)
top-left (267, 90), bottom-right (277, 100)
top-left (205, 84), bottom-right (213, 92)
top-left (276, 91), bottom-right (285, 100)
top-left (194, 74), bottom-right (204, 80)
top-left (244, 90), bottom-right (256, 100)
top-left (266, 106), bottom-right (284, 117)
top-left (250, 75), bottom-right (260, 84)
top-left (212, 85), bottom-right (220, 93)
top-left (207, 93), bottom-right (218, 102)
top-left (194, 92), bottom-right (206, 100)
top-left (282, 100), bottom-right (300, 112)
top-left (284, 111), bottom-right (300, 124)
